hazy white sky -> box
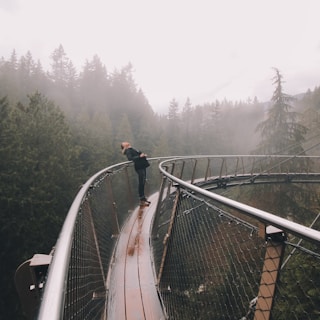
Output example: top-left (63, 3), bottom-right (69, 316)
top-left (1, 0), bottom-right (320, 112)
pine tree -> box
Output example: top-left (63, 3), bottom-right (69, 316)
top-left (0, 93), bottom-right (81, 319)
top-left (181, 98), bottom-right (193, 154)
top-left (255, 68), bottom-right (307, 155)
top-left (49, 44), bottom-right (71, 86)
top-left (115, 113), bottom-right (134, 144)
top-left (78, 55), bottom-right (109, 116)
top-left (300, 87), bottom-right (320, 156)
top-left (167, 98), bottom-right (182, 155)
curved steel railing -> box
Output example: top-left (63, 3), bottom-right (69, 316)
top-left (37, 161), bottom-right (130, 319)
top-left (158, 155), bottom-right (320, 244)
top-left (37, 155), bottom-right (320, 319)
top-left (37, 157), bottom-right (174, 320)
top-left (155, 155), bottom-right (320, 320)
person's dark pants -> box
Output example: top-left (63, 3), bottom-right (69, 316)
top-left (136, 168), bottom-right (146, 199)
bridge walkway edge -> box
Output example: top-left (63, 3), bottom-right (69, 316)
top-left (106, 193), bottom-right (166, 320)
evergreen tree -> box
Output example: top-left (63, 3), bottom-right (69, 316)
top-left (300, 87), bottom-right (320, 156)
top-left (190, 105), bottom-right (205, 154)
top-left (0, 96), bottom-right (11, 173)
top-left (181, 98), bottom-right (193, 154)
top-left (49, 44), bottom-right (71, 86)
top-left (48, 45), bottom-right (78, 115)
top-left (72, 111), bottom-right (114, 174)
top-left (168, 98), bottom-right (179, 121)
top-left (167, 98), bottom-right (182, 155)
top-left (0, 93), bottom-right (81, 319)
top-left (152, 131), bottom-right (170, 157)
top-left (78, 55), bottom-right (109, 116)
top-left (115, 113), bottom-right (134, 148)
top-left (255, 68), bottom-right (307, 155)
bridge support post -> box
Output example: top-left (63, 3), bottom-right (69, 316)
top-left (157, 187), bottom-right (180, 285)
top-left (155, 171), bottom-right (168, 222)
top-left (254, 226), bottom-right (286, 320)
top-left (179, 160), bottom-right (185, 179)
top-left (166, 163), bottom-right (176, 197)
top-left (205, 158), bottom-right (211, 181)
top-left (191, 159), bottom-right (197, 184)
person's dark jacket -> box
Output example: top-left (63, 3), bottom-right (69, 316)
top-left (124, 147), bottom-right (149, 170)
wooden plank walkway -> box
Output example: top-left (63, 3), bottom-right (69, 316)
top-left (107, 194), bottom-right (166, 320)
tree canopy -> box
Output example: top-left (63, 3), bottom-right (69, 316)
top-left (255, 68), bottom-right (307, 155)
top-left (0, 47), bottom-right (319, 319)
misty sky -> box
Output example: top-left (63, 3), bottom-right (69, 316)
top-left (1, 0), bottom-right (320, 111)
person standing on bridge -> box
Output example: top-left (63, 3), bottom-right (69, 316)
top-left (121, 142), bottom-right (151, 206)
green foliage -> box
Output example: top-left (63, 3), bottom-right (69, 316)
top-left (272, 250), bottom-right (320, 319)
top-left (255, 68), bottom-right (307, 155)
top-left (0, 93), bottom-right (81, 319)
top-left (0, 47), bottom-right (319, 319)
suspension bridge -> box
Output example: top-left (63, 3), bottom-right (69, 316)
top-left (15, 155), bottom-right (320, 319)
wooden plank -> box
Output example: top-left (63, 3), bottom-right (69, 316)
top-left (107, 193), bottom-right (166, 320)
top-left (137, 194), bottom-right (166, 320)
top-left (107, 208), bottom-right (140, 319)
top-left (125, 209), bottom-right (145, 320)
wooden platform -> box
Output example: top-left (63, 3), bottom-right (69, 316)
top-left (107, 194), bottom-right (166, 320)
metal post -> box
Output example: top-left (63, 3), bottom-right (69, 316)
top-left (251, 157), bottom-right (256, 176)
top-left (157, 187), bottom-right (180, 285)
top-left (191, 159), bottom-right (198, 184)
top-left (235, 157), bottom-right (239, 176)
top-left (166, 163), bottom-right (176, 198)
top-left (254, 226), bottom-right (286, 320)
top-left (219, 158), bottom-right (226, 178)
top-left (205, 158), bottom-right (211, 181)
top-left (179, 160), bottom-right (185, 179)
top-left (154, 172), bottom-right (169, 223)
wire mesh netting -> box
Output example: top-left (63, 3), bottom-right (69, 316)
top-left (152, 189), bottom-right (266, 320)
top-left (40, 155), bottom-right (320, 320)
top-left (152, 155), bottom-right (320, 319)
top-left (152, 186), bottom-right (320, 320)
top-left (59, 160), bottom-right (165, 319)
top-left (63, 167), bottom-right (138, 319)
top-left (271, 239), bottom-right (320, 319)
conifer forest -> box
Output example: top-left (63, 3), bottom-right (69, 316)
top-left (1, 46), bottom-right (320, 319)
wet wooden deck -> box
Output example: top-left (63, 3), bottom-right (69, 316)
top-left (107, 194), bottom-right (166, 320)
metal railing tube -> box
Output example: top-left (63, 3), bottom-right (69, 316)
top-left (37, 161), bottom-right (130, 320)
top-left (159, 158), bottom-right (320, 244)
top-left (37, 156), bottom-right (176, 319)
top-left (37, 155), bottom-right (320, 319)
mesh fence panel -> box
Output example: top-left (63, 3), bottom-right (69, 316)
top-left (40, 156), bottom-right (320, 320)
top-left (152, 163), bottom-right (320, 320)
top-left (57, 160), bottom-right (164, 320)
top-left (62, 166), bottom-right (139, 319)
top-left (64, 198), bottom-right (107, 319)
top-left (152, 189), bottom-right (266, 320)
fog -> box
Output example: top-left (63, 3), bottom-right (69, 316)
top-left (1, 0), bottom-right (320, 112)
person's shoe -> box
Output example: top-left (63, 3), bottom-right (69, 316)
top-left (141, 197), bottom-right (151, 204)
top-left (140, 200), bottom-right (150, 207)
top-left (140, 197), bottom-right (151, 206)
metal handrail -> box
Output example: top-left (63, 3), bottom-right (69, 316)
top-left (37, 161), bottom-right (131, 320)
top-left (37, 156), bottom-right (175, 319)
top-left (37, 155), bottom-right (320, 319)
top-left (159, 155), bottom-right (320, 244)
